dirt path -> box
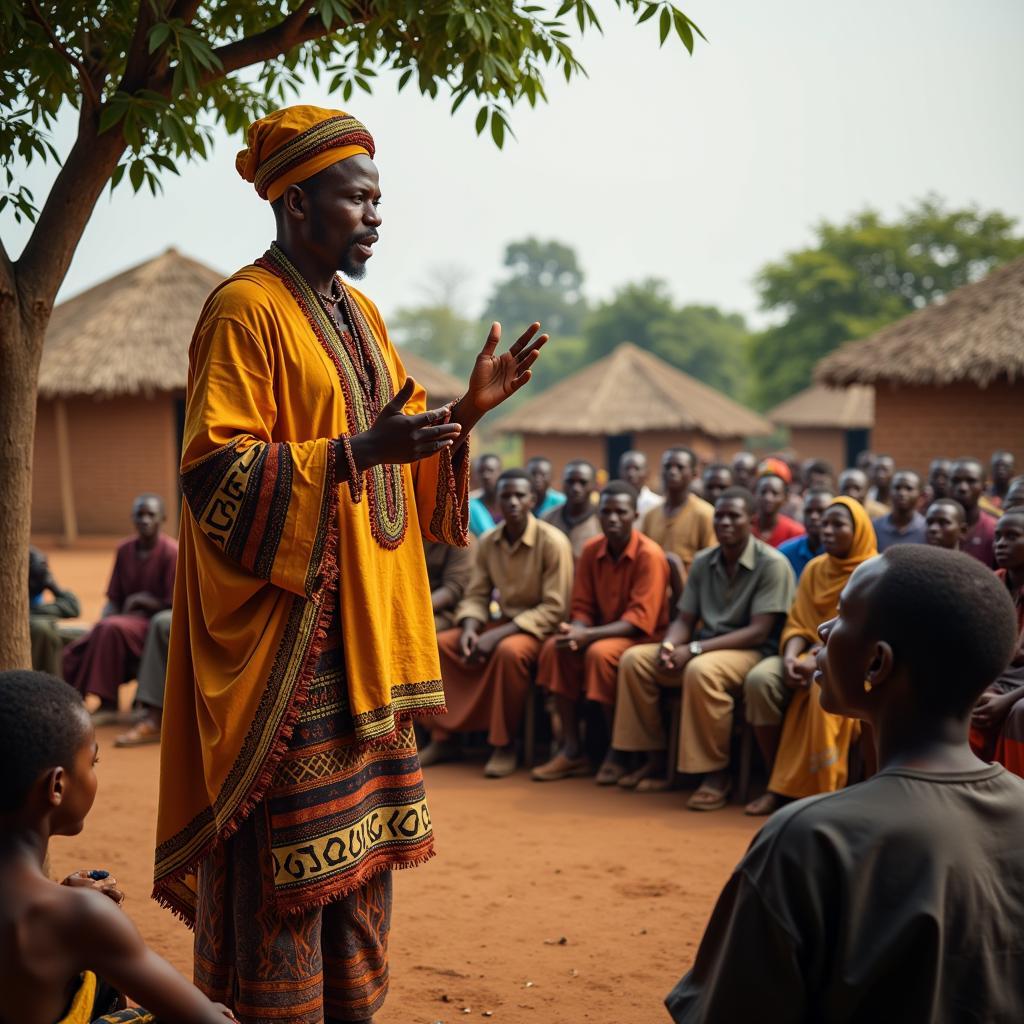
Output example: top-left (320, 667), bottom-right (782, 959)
top-left (40, 544), bottom-right (760, 1023)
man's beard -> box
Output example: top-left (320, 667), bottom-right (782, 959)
top-left (339, 244), bottom-right (367, 280)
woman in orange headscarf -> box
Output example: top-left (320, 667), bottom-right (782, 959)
top-left (766, 496), bottom-right (878, 801)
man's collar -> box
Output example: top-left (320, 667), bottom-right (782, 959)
top-left (500, 513), bottom-right (538, 548)
top-left (596, 528), bottom-right (640, 562)
top-left (712, 534), bottom-right (757, 570)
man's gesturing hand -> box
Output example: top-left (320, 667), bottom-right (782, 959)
top-left (463, 322), bottom-right (549, 416)
top-left (347, 378), bottom-right (461, 473)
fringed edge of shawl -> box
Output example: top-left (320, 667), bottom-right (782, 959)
top-left (152, 444), bottom-right (341, 928)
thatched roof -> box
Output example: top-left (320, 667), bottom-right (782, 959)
top-left (39, 248), bottom-right (223, 398)
top-left (495, 342), bottom-right (772, 438)
top-left (816, 256), bottom-right (1024, 388)
top-left (769, 384), bottom-right (874, 430)
top-left (400, 352), bottom-right (463, 405)
top-left (39, 247), bottom-right (464, 404)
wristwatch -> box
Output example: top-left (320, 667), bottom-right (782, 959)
top-left (688, 640), bottom-right (704, 657)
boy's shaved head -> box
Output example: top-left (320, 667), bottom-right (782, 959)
top-left (0, 671), bottom-right (89, 814)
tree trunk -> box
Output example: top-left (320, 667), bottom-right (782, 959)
top-left (0, 107), bottom-right (125, 669)
top-left (0, 301), bottom-right (45, 669)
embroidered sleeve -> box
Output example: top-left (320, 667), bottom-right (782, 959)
top-left (180, 316), bottom-right (337, 600)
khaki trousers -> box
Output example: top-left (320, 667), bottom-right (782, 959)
top-left (613, 644), bottom-right (763, 774)
top-left (743, 655), bottom-right (792, 727)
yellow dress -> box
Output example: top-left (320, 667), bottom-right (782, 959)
top-left (769, 497), bottom-right (877, 799)
top-left (154, 244), bottom-right (468, 921)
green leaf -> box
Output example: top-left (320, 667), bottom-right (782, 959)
top-left (475, 106), bottom-right (488, 135)
top-left (673, 10), bottom-right (694, 53)
top-left (637, 4), bottom-right (659, 24)
top-left (659, 7), bottom-right (671, 45)
top-left (490, 110), bottom-right (505, 148)
top-left (148, 22), bottom-right (170, 54)
top-left (129, 160), bottom-right (144, 192)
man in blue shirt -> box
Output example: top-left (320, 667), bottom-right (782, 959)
top-left (469, 452), bottom-right (503, 536)
top-left (528, 455), bottom-right (566, 518)
top-left (873, 470), bottom-right (927, 551)
top-left (778, 488), bottom-right (834, 579)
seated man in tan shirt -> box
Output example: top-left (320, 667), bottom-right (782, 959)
top-left (421, 469), bottom-right (574, 778)
top-left (641, 447), bottom-right (716, 573)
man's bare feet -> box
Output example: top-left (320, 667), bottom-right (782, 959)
top-left (686, 772), bottom-right (732, 811)
top-left (744, 791), bottom-right (786, 816)
top-left (83, 693), bottom-right (103, 714)
top-left (618, 755), bottom-right (665, 789)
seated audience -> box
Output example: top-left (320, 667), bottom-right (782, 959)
top-left (527, 455), bottom-right (566, 517)
top-left (951, 457), bottom-right (997, 568)
top-left (469, 453), bottom-right (503, 537)
top-left (421, 539), bottom-right (475, 632)
top-left (28, 547), bottom-right (81, 677)
top-left (611, 488), bottom-right (794, 807)
top-left (641, 448), bottom-right (716, 572)
top-left (760, 456), bottom-right (804, 523)
top-left (422, 470), bottom-right (573, 778)
top-left (701, 463), bottom-right (733, 507)
top-left (778, 488), bottom-right (834, 579)
top-left (542, 460), bottom-right (602, 557)
top-left (62, 495), bottom-right (177, 718)
top-left (751, 473), bottom-right (805, 548)
top-left (970, 507), bottom-right (1024, 777)
top-left (745, 497), bottom-right (877, 816)
top-left (872, 469), bottom-right (926, 550)
top-left (666, 546), bottom-right (1024, 1023)
top-left (533, 482), bottom-right (669, 783)
top-left (983, 449), bottom-right (1016, 513)
top-left (838, 467), bottom-right (888, 519)
top-left (925, 498), bottom-right (968, 550)
top-left (866, 453), bottom-right (894, 509)
top-left (730, 451), bottom-right (758, 491)
top-left (113, 608), bottom-right (173, 748)
top-left (0, 669), bottom-right (235, 1024)
top-left (619, 450), bottom-right (664, 519)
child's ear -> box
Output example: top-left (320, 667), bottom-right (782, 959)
top-left (45, 766), bottom-right (66, 808)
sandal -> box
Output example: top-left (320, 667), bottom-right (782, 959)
top-left (595, 760), bottom-right (626, 786)
top-left (744, 792), bottom-right (784, 816)
top-left (635, 777), bottom-right (670, 793)
top-left (114, 720), bottom-right (161, 747)
top-left (686, 782), bottom-right (732, 812)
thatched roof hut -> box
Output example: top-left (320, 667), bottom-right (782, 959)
top-left (495, 342), bottom-right (771, 477)
top-left (813, 257), bottom-right (1024, 475)
top-left (33, 248), bottom-right (464, 540)
top-left (816, 256), bottom-right (1024, 388)
top-left (768, 385), bottom-right (874, 473)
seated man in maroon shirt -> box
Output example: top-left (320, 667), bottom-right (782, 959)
top-left (62, 495), bottom-right (177, 719)
top-left (751, 473), bottom-right (805, 549)
top-left (951, 457), bottom-right (997, 568)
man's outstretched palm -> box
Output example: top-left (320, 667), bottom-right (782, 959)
top-left (465, 322), bottom-right (548, 414)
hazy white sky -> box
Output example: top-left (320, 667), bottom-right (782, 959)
top-left (7, 0), bottom-right (1024, 327)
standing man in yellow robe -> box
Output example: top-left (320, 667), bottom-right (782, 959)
top-left (152, 105), bottom-right (547, 1024)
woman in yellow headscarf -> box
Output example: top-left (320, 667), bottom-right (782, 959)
top-left (766, 496), bottom-right (878, 800)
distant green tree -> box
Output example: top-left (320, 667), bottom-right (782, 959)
top-left (483, 238), bottom-right (587, 336)
top-left (584, 279), bottom-right (750, 395)
top-left (391, 305), bottom-right (481, 378)
top-left (748, 196), bottom-right (1024, 408)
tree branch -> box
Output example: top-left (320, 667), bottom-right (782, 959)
top-left (15, 114), bottom-right (126, 316)
top-left (0, 237), bottom-right (15, 313)
top-left (24, 0), bottom-right (100, 108)
top-left (120, 0), bottom-right (165, 92)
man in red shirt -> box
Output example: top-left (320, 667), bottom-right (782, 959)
top-left (952, 457), bottom-right (997, 568)
top-left (533, 481), bottom-right (670, 782)
top-left (752, 475), bottom-right (805, 549)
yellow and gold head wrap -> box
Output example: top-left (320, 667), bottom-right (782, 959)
top-left (236, 104), bottom-right (375, 202)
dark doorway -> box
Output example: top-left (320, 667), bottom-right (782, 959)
top-left (846, 428), bottom-right (871, 470)
top-left (606, 433), bottom-right (634, 476)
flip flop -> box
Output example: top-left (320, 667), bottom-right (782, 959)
top-left (686, 783), bottom-right (731, 811)
top-left (595, 761), bottom-right (626, 786)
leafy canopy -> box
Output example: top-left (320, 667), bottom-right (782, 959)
top-left (747, 195), bottom-right (1024, 409)
top-left (1, 0), bottom-right (703, 223)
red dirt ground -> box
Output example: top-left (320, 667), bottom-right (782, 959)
top-left (41, 542), bottom-right (760, 1024)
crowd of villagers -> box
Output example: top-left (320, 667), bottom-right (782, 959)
top-left (29, 444), bottom-right (1024, 815)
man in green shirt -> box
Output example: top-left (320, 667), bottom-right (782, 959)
top-left (611, 488), bottom-right (794, 808)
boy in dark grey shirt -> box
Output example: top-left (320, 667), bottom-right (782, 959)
top-left (667, 545), bottom-right (1024, 1023)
